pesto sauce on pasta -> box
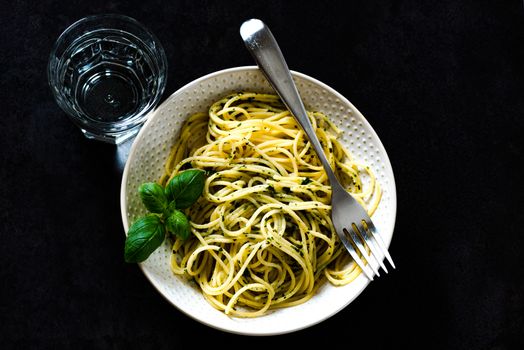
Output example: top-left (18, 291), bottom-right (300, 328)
top-left (160, 92), bottom-right (381, 317)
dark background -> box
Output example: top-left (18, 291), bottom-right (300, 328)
top-left (1, 0), bottom-right (523, 348)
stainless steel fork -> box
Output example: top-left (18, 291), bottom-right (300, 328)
top-left (240, 19), bottom-right (395, 280)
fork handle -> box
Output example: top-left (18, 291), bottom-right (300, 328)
top-left (240, 19), bottom-right (339, 186)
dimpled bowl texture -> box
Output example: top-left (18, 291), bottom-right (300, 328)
top-left (121, 66), bottom-right (396, 335)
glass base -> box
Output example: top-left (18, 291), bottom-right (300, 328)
top-left (81, 125), bottom-right (141, 145)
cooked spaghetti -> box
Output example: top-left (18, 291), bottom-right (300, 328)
top-left (159, 92), bottom-right (381, 317)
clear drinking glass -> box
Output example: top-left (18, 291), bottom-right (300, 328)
top-left (48, 14), bottom-right (168, 144)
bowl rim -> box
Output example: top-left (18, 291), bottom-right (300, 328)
top-left (120, 65), bottom-right (397, 335)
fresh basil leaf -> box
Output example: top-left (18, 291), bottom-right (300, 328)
top-left (124, 215), bottom-right (166, 263)
top-left (165, 169), bottom-right (205, 209)
top-left (165, 210), bottom-right (191, 240)
top-left (138, 182), bottom-right (167, 214)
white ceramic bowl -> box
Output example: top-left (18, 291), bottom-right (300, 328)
top-left (120, 66), bottom-right (396, 335)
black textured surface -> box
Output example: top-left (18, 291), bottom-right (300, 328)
top-left (1, 0), bottom-right (523, 348)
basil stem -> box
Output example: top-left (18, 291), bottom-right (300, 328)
top-left (163, 200), bottom-right (178, 218)
top-left (124, 214), bottom-right (166, 263)
top-left (139, 182), bottom-right (167, 214)
top-left (165, 169), bottom-right (206, 209)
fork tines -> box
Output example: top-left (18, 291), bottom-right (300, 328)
top-left (342, 220), bottom-right (395, 280)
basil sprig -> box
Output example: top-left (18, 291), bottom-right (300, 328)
top-left (124, 169), bottom-right (206, 263)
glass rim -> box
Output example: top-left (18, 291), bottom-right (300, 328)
top-left (48, 13), bottom-right (167, 62)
